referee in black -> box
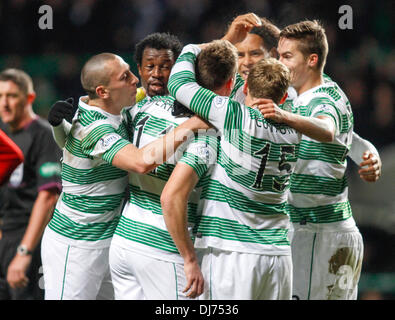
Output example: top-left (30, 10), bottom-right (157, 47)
top-left (0, 68), bottom-right (62, 300)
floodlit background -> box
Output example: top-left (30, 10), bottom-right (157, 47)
top-left (1, 0), bottom-right (394, 299)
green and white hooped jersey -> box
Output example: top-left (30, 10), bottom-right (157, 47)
top-left (288, 80), bottom-right (356, 229)
top-left (169, 44), bottom-right (302, 256)
top-left (112, 95), bottom-right (218, 264)
top-left (48, 98), bottom-right (131, 248)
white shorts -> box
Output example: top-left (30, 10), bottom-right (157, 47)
top-left (199, 247), bottom-right (292, 300)
top-left (291, 226), bottom-right (363, 300)
top-left (109, 241), bottom-right (193, 300)
top-left (41, 228), bottom-right (114, 300)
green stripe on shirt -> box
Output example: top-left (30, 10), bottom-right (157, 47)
top-left (290, 173), bottom-right (348, 196)
top-left (61, 162), bottom-right (127, 185)
top-left (201, 179), bottom-right (288, 216)
top-left (48, 209), bottom-right (120, 241)
top-left (114, 216), bottom-right (179, 253)
top-left (196, 215), bottom-right (289, 246)
top-left (287, 201), bottom-right (352, 224)
top-left (61, 192), bottom-right (125, 215)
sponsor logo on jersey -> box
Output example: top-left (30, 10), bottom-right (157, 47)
top-left (99, 134), bottom-right (120, 148)
top-left (39, 162), bottom-right (61, 178)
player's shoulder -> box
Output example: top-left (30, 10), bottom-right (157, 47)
top-left (312, 81), bottom-right (345, 103)
top-left (298, 82), bottom-right (340, 111)
top-left (136, 95), bottom-right (175, 112)
top-left (77, 104), bottom-right (110, 127)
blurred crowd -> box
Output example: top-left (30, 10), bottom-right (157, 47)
top-left (0, 0), bottom-right (394, 299)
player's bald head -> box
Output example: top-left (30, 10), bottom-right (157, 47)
top-left (81, 53), bottom-right (122, 99)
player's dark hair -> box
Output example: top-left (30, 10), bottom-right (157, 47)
top-left (134, 33), bottom-right (183, 66)
top-left (249, 17), bottom-right (280, 52)
top-left (0, 68), bottom-right (34, 96)
top-left (280, 20), bottom-right (328, 71)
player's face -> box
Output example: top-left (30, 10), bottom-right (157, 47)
top-left (106, 57), bottom-right (139, 109)
top-left (278, 37), bottom-right (309, 90)
top-left (0, 80), bottom-right (29, 127)
top-left (138, 48), bottom-right (175, 97)
top-left (236, 33), bottom-right (270, 80)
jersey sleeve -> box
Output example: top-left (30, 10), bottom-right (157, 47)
top-left (51, 119), bottom-right (72, 149)
top-left (79, 121), bottom-right (131, 164)
top-left (0, 129), bottom-right (24, 185)
top-left (305, 97), bottom-right (341, 134)
top-left (348, 131), bottom-right (379, 164)
top-left (168, 44), bottom-right (242, 133)
top-left (177, 132), bottom-right (218, 179)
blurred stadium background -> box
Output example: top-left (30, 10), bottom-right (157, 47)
top-left (1, 0), bottom-right (394, 300)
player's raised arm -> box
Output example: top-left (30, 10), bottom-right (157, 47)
top-left (168, 41), bottom-right (238, 130)
top-left (222, 13), bottom-right (262, 45)
top-left (111, 115), bottom-right (210, 174)
top-left (255, 98), bottom-right (335, 142)
top-left (48, 97), bottom-right (77, 148)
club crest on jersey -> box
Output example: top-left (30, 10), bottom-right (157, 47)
top-left (213, 96), bottom-right (226, 109)
top-left (196, 145), bottom-right (213, 163)
top-left (99, 134), bottom-right (120, 148)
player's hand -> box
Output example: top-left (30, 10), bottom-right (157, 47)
top-left (48, 97), bottom-right (77, 126)
top-left (7, 254), bottom-right (32, 289)
top-left (254, 98), bottom-right (287, 123)
top-left (358, 151), bottom-right (382, 182)
top-left (222, 13), bottom-right (262, 44)
top-left (183, 260), bottom-right (204, 299)
top-left (187, 115), bottom-right (213, 131)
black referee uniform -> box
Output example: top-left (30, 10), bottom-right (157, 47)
top-left (0, 117), bottom-right (61, 300)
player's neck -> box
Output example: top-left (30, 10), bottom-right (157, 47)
top-left (296, 71), bottom-right (323, 96)
top-left (88, 98), bottom-right (122, 115)
top-left (213, 79), bottom-right (233, 97)
top-left (244, 94), bottom-right (254, 108)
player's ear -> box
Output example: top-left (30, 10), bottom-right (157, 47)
top-left (279, 92), bottom-right (288, 105)
top-left (308, 53), bottom-right (319, 69)
top-left (96, 85), bottom-right (108, 99)
top-left (223, 78), bottom-right (234, 96)
top-left (226, 77), bottom-right (234, 90)
top-left (26, 92), bottom-right (36, 105)
top-left (243, 82), bottom-right (248, 95)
